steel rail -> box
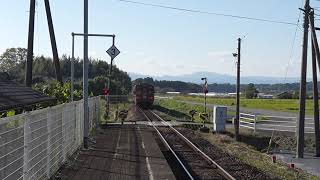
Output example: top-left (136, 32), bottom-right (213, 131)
top-left (149, 110), bottom-right (236, 180)
top-left (139, 108), bottom-right (195, 180)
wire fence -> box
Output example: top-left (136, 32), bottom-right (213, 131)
top-left (0, 96), bottom-right (100, 180)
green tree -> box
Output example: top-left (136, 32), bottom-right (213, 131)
top-left (245, 83), bottom-right (258, 99)
top-left (0, 48), bottom-right (27, 72)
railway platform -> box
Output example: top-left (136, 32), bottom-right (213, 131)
top-left (57, 124), bottom-right (176, 180)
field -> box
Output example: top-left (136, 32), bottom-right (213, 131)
top-left (154, 98), bottom-right (237, 124)
top-left (173, 95), bottom-right (316, 115)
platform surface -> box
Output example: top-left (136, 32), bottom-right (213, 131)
top-left (58, 124), bottom-right (176, 180)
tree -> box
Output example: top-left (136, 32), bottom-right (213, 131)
top-left (277, 92), bottom-right (293, 99)
top-left (0, 48), bottom-right (27, 72)
top-left (245, 83), bottom-right (258, 99)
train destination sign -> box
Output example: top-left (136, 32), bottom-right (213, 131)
top-left (106, 45), bottom-right (120, 59)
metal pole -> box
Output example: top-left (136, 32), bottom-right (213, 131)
top-left (106, 36), bottom-right (115, 116)
top-left (297, 0), bottom-right (310, 158)
top-left (71, 33), bottom-right (75, 102)
top-left (44, 0), bottom-right (63, 85)
top-left (310, 10), bottom-right (320, 157)
top-left (235, 38), bottom-right (241, 141)
top-left (83, 0), bottom-right (89, 149)
top-left (25, 0), bottom-right (36, 87)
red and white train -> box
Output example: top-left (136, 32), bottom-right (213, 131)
top-left (132, 83), bottom-right (154, 108)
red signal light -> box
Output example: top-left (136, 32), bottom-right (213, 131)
top-left (103, 88), bottom-right (110, 95)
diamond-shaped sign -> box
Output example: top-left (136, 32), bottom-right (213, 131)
top-left (106, 45), bottom-right (120, 59)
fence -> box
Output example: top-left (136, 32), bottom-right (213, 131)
top-left (239, 113), bottom-right (315, 134)
top-left (102, 95), bottom-right (131, 104)
top-left (0, 97), bottom-right (100, 180)
top-left (239, 113), bottom-right (257, 132)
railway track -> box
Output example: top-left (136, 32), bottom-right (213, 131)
top-left (140, 108), bottom-right (235, 180)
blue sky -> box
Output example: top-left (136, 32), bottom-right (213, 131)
top-left (0, 0), bottom-right (316, 79)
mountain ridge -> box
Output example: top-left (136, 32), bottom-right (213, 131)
top-left (129, 71), bottom-right (304, 84)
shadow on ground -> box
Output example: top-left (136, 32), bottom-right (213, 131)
top-left (152, 105), bottom-right (190, 120)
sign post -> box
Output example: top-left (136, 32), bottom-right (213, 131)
top-left (106, 43), bottom-right (121, 118)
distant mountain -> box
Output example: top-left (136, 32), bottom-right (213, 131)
top-left (129, 71), bottom-right (303, 84)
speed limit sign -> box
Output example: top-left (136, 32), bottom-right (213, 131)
top-left (106, 45), bottom-right (120, 59)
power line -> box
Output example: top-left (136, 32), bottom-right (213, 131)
top-left (284, 0), bottom-right (304, 83)
top-left (118, 0), bottom-right (297, 26)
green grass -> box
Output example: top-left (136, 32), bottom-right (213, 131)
top-left (200, 130), bottom-right (318, 180)
top-left (154, 99), bottom-right (212, 123)
top-left (99, 99), bottom-right (132, 124)
top-left (173, 95), bottom-right (316, 115)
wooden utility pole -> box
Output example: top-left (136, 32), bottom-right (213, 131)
top-left (44, 0), bottom-right (63, 84)
top-left (297, 0), bottom-right (310, 158)
top-left (25, 0), bottom-right (63, 87)
top-left (235, 38), bottom-right (241, 141)
top-left (25, 0), bottom-right (36, 87)
top-left (309, 9), bottom-right (320, 157)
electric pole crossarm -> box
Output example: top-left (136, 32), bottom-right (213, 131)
top-left (73, 33), bottom-right (115, 38)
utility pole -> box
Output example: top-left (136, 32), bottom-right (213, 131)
top-left (83, 0), bottom-right (89, 149)
top-left (235, 38), bottom-right (241, 141)
top-left (106, 37), bottom-right (116, 117)
top-left (309, 9), bottom-right (320, 157)
top-left (25, 0), bottom-right (36, 87)
top-left (297, 0), bottom-right (310, 158)
top-left (311, 39), bottom-right (320, 157)
top-left (71, 33), bottom-right (75, 102)
top-left (44, 0), bottom-right (63, 84)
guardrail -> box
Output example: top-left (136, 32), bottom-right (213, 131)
top-left (238, 113), bottom-right (315, 134)
top-left (0, 97), bottom-right (100, 180)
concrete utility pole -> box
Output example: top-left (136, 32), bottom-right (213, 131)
top-left (83, 0), bottom-right (89, 149)
top-left (235, 38), bottom-right (241, 141)
top-left (309, 10), bottom-right (320, 157)
top-left (25, 0), bottom-right (36, 87)
top-left (297, 0), bottom-right (310, 158)
top-left (44, 0), bottom-right (63, 84)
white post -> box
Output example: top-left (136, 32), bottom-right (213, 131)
top-left (62, 105), bottom-right (66, 162)
top-left (96, 97), bottom-right (100, 130)
top-left (46, 108), bottom-right (52, 178)
top-left (254, 115), bottom-right (257, 133)
top-left (23, 114), bottom-right (30, 180)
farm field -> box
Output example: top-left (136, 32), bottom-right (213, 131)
top-left (172, 95), bottom-right (317, 115)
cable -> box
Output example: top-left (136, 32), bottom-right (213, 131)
top-left (283, 0), bottom-right (304, 83)
top-left (118, 0), bottom-right (297, 26)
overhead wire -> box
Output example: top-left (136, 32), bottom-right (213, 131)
top-left (283, 0), bottom-right (304, 83)
top-left (118, 0), bottom-right (298, 26)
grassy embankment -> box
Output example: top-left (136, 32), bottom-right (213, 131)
top-left (154, 98), bottom-right (223, 124)
top-left (173, 95), bottom-right (317, 115)
top-left (198, 129), bottom-right (318, 180)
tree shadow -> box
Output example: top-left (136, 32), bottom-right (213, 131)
top-left (152, 105), bottom-right (190, 120)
